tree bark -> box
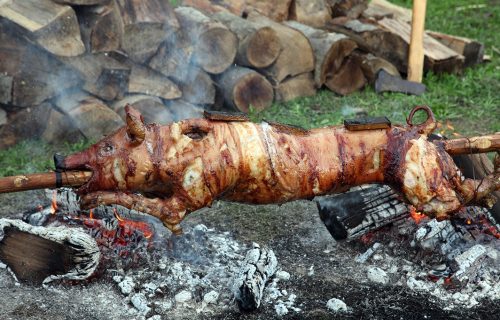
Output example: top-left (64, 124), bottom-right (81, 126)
top-left (213, 11), bottom-right (281, 69)
top-left (215, 66), bottom-right (274, 112)
top-left (174, 7), bottom-right (238, 74)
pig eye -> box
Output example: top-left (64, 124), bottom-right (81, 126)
top-left (100, 143), bottom-right (115, 155)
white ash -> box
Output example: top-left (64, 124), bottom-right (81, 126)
top-left (361, 214), bottom-right (500, 309)
top-left (131, 293), bottom-right (151, 315)
top-left (0, 218), bottom-right (100, 284)
top-left (367, 266), bottom-right (389, 285)
top-left (355, 242), bottom-right (382, 263)
top-left (326, 298), bottom-right (348, 313)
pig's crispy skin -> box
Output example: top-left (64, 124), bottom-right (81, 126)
top-left (60, 105), bottom-right (499, 234)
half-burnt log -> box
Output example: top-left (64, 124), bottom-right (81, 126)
top-left (215, 66), bottom-right (274, 112)
top-left (247, 13), bottom-right (314, 84)
top-left (233, 244), bottom-right (278, 311)
top-left (174, 7), bottom-right (238, 74)
top-left (213, 11), bottom-right (281, 69)
top-left (0, 0), bottom-right (85, 57)
top-left (0, 219), bottom-right (99, 285)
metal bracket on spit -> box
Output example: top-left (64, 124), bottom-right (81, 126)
top-left (344, 117), bottom-right (391, 131)
top-left (204, 110), bottom-right (250, 122)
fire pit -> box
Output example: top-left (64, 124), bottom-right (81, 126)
top-left (0, 183), bottom-right (498, 319)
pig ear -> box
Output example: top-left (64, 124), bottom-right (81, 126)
top-left (125, 104), bottom-right (145, 144)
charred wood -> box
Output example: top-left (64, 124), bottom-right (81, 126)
top-left (233, 244), bottom-right (278, 311)
top-left (0, 219), bottom-right (99, 285)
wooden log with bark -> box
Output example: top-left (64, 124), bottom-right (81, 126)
top-left (351, 51), bottom-right (400, 83)
top-left (77, 0), bottom-right (124, 53)
top-left (0, 30), bottom-right (82, 107)
top-left (0, 0), bottom-right (85, 57)
top-left (182, 0), bottom-right (246, 16)
top-left (215, 66), bottom-right (274, 112)
top-left (326, 17), bottom-right (465, 74)
top-left (285, 21), bottom-right (359, 94)
top-left (274, 72), bottom-right (316, 102)
top-left (245, 0), bottom-right (294, 22)
top-left (426, 31), bottom-right (484, 67)
top-left (289, 0), bottom-right (332, 28)
top-left (59, 53), bottom-right (130, 101)
top-left (362, 0), bottom-right (412, 23)
top-left (213, 11), bottom-right (281, 69)
top-left (115, 0), bottom-right (179, 63)
top-left (247, 13), bottom-right (314, 84)
top-left (329, 0), bottom-right (368, 18)
top-left (326, 54), bottom-right (366, 95)
top-left (174, 7), bottom-right (238, 75)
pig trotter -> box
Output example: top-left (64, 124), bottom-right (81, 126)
top-left (80, 192), bottom-right (186, 235)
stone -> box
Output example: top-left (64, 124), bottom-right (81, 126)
top-left (275, 302), bottom-right (289, 316)
top-left (367, 266), bottom-right (389, 285)
top-left (203, 290), bottom-right (219, 305)
top-left (0, 108), bottom-right (6, 126)
top-left (131, 293), bottom-right (151, 315)
top-left (118, 276), bottom-right (135, 295)
top-left (276, 270), bottom-right (291, 281)
top-left (326, 298), bottom-right (348, 313)
top-left (174, 290), bottom-right (192, 303)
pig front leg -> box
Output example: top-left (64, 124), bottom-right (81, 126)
top-left (80, 192), bottom-right (187, 235)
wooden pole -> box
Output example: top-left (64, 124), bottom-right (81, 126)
top-left (407, 0), bottom-right (427, 82)
top-left (0, 171), bottom-right (92, 194)
top-left (441, 133), bottom-right (500, 156)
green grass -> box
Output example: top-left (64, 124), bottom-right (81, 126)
top-left (0, 139), bottom-right (94, 176)
top-left (252, 0), bottom-right (500, 135)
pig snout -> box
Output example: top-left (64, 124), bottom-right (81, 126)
top-left (54, 150), bottom-right (92, 170)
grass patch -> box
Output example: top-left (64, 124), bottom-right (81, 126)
top-left (0, 139), bottom-right (94, 177)
top-left (252, 0), bottom-right (500, 136)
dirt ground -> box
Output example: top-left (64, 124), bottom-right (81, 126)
top-left (0, 190), bottom-right (498, 320)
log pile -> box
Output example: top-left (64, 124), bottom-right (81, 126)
top-left (0, 0), bottom-right (487, 150)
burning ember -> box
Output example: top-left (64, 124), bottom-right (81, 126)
top-left (410, 206), bottom-right (426, 224)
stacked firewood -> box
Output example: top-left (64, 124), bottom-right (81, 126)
top-left (0, 0), bottom-right (486, 149)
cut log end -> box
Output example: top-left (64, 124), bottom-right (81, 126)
top-left (195, 29), bottom-right (238, 74)
top-left (233, 73), bottom-right (274, 112)
top-left (325, 55), bottom-right (366, 95)
top-left (245, 27), bottom-right (281, 68)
